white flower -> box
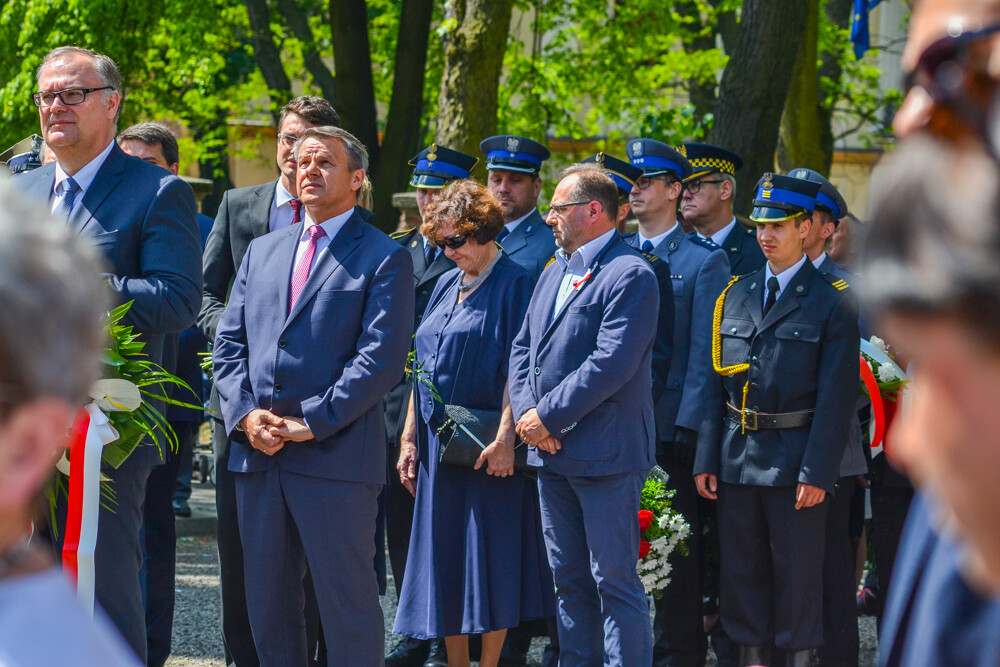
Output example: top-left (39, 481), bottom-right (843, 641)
top-left (869, 335), bottom-right (889, 355)
top-left (877, 363), bottom-right (898, 383)
top-left (89, 378), bottom-right (142, 413)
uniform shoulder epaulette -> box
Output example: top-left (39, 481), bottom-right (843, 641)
top-left (544, 255), bottom-right (556, 270)
top-left (820, 272), bottom-right (850, 291)
top-left (688, 235), bottom-right (719, 251)
top-left (389, 228), bottom-right (414, 240)
top-left (640, 251), bottom-right (660, 264)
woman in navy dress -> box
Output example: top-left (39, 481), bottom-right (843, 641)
top-left (393, 180), bottom-right (555, 667)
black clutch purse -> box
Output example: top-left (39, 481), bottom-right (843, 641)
top-left (436, 405), bottom-right (536, 477)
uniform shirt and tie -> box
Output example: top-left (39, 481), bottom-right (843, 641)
top-left (762, 254), bottom-right (808, 314)
top-left (553, 228), bottom-right (616, 316)
top-left (636, 227), bottom-right (673, 254)
top-left (697, 218), bottom-right (738, 248)
top-left (50, 140), bottom-right (115, 219)
top-left (497, 210), bottom-right (533, 244)
top-left (421, 234), bottom-right (440, 268)
top-left (270, 179), bottom-right (304, 232)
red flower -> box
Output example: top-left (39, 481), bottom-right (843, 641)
top-left (638, 509), bottom-right (654, 533)
top-left (638, 539), bottom-right (651, 560)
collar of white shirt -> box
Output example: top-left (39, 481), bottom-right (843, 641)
top-left (699, 218), bottom-right (737, 248)
top-left (52, 140), bottom-right (115, 202)
top-left (556, 227), bottom-right (617, 272)
top-left (275, 179), bottom-right (295, 208)
top-left (503, 209), bottom-right (535, 235)
top-left (638, 222), bottom-right (678, 250)
top-left (764, 253), bottom-right (809, 301)
top-left (300, 207), bottom-right (355, 246)
top-left (810, 252), bottom-right (828, 270)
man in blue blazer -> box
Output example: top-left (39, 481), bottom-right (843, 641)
top-left (481, 135), bottom-right (557, 282)
top-left (214, 126), bottom-right (413, 666)
top-left (18, 47), bottom-right (202, 662)
top-left (509, 165), bottom-right (658, 666)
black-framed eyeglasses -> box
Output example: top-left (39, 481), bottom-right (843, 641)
top-left (545, 200), bottom-right (591, 217)
top-left (635, 176), bottom-right (676, 190)
top-left (902, 21), bottom-right (1000, 105)
top-left (684, 178), bottom-right (725, 195)
top-left (276, 133), bottom-right (300, 149)
top-left (32, 87), bottom-right (113, 108)
top-left (439, 234), bottom-right (468, 250)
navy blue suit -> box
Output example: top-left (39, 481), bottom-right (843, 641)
top-left (715, 220), bottom-right (765, 277)
top-left (696, 260), bottom-right (859, 652)
top-left (499, 209), bottom-right (556, 282)
top-left (509, 234), bottom-right (658, 665)
top-left (214, 209), bottom-right (414, 666)
top-left (19, 144), bottom-right (202, 662)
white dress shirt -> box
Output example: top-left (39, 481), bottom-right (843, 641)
top-left (51, 140), bottom-right (115, 218)
top-left (270, 179), bottom-right (300, 232)
top-left (763, 253), bottom-right (808, 308)
top-left (811, 252), bottom-right (828, 269)
top-left (553, 228), bottom-right (617, 317)
top-left (637, 222), bottom-right (677, 251)
top-left (698, 218), bottom-right (738, 247)
top-left (294, 208), bottom-right (354, 277)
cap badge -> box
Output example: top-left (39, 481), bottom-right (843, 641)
top-left (595, 152), bottom-right (606, 167)
top-left (677, 144), bottom-right (687, 158)
top-left (631, 141), bottom-right (643, 157)
top-left (762, 173), bottom-right (774, 189)
top-left (427, 143), bottom-right (437, 165)
top-left (506, 136), bottom-right (520, 154)
top-left (794, 169), bottom-right (807, 178)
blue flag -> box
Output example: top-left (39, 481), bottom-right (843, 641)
top-left (850, 0), bottom-right (884, 59)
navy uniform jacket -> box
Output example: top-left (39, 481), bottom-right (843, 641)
top-left (19, 144), bottom-right (203, 467)
top-left (640, 250), bottom-right (676, 404)
top-left (695, 260), bottom-right (859, 492)
top-left (213, 208), bottom-right (415, 484)
top-left (382, 226), bottom-right (456, 445)
top-left (717, 220), bottom-right (765, 276)
top-left (499, 209), bottom-right (556, 282)
top-left (625, 227), bottom-right (731, 442)
top-left (509, 235), bottom-right (659, 477)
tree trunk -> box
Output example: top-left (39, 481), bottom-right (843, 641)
top-left (776, 0), bottom-right (826, 173)
top-left (275, 0), bottom-right (337, 103)
top-left (709, 0), bottom-right (810, 215)
top-left (330, 0), bottom-right (381, 172)
top-left (434, 0), bottom-right (516, 178)
top-left (371, 0), bottom-right (435, 232)
top-left (244, 0), bottom-right (292, 122)
top-left (816, 0), bottom-right (855, 173)
top-left (195, 111), bottom-right (234, 220)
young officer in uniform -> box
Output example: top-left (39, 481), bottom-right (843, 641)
top-left (625, 138), bottom-right (731, 667)
top-left (694, 173), bottom-right (859, 667)
top-left (480, 135), bottom-right (555, 283)
top-left (385, 145), bottom-right (478, 667)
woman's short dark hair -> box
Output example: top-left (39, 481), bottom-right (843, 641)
top-left (421, 180), bottom-right (505, 245)
top-left (860, 134), bottom-right (1000, 346)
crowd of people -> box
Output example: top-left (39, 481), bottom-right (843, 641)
top-left (3, 0), bottom-right (1000, 663)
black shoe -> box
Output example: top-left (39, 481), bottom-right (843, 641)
top-left (423, 638), bottom-right (448, 667)
top-left (385, 637), bottom-right (430, 667)
top-left (172, 499), bottom-right (191, 517)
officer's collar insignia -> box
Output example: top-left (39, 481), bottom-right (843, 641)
top-left (668, 240), bottom-right (679, 252)
top-left (795, 285), bottom-right (804, 293)
top-left (595, 152), bottom-right (605, 166)
top-left (525, 225), bottom-right (534, 234)
top-left (750, 282), bottom-right (757, 289)
top-left (677, 144), bottom-right (687, 158)
top-left (506, 136), bottom-right (520, 154)
top-left (411, 240), bottom-right (418, 247)
top-left (632, 141), bottom-right (643, 157)
top-left (427, 143), bottom-right (437, 165)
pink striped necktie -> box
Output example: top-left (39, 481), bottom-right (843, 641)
top-left (289, 224), bottom-right (327, 311)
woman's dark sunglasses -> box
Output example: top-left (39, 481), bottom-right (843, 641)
top-left (439, 234), bottom-right (468, 250)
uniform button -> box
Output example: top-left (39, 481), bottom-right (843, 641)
top-left (731, 327), bottom-right (737, 333)
top-left (794, 331), bottom-right (800, 338)
top-left (278, 339), bottom-right (287, 348)
top-left (750, 382), bottom-right (759, 390)
top-left (753, 405), bottom-right (759, 411)
top-left (751, 356), bottom-right (758, 361)
top-left (534, 367), bottom-right (541, 376)
top-left (274, 383), bottom-right (283, 392)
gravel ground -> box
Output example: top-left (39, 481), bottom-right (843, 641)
top-left (166, 534), bottom-right (877, 667)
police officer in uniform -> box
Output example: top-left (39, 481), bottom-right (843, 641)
top-left (694, 173), bottom-right (859, 667)
top-left (385, 144), bottom-right (478, 667)
top-left (480, 135), bottom-right (556, 282)
top-left (680, 143), bottom-right (764, 276)
top-left (625, 138), bottom-right (731, 667)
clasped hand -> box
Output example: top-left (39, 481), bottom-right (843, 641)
top-left (241, 409), bottom-right (314, 456)
top-left (514, 408), bottom-right (561, 454)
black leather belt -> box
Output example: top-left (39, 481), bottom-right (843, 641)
top-left (726, 403), bottom-right (814, 430)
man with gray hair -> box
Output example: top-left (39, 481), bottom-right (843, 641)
top-left (0, 180), bottom-right (139, 666)
top-left (213, 125), bottom-right (413, 665)
top-left (16, 46), bottom-right (202, 662)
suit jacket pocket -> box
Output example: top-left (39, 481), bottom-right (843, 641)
top-left (565, 402), bottom-right (617, 462)
top-left (314, 289), bottom-right (361, 302)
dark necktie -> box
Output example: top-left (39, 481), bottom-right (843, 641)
top-left (497, 227), bottom-right (510, 244)
top-left (290, 198), bottom-right (303, 225)
top-left (424, 243), bottom-right (437, 268)
top-left (641, 240), bottom-right (654, 253)
top-left (57, 177), bottom-right (80, 221)
top-left (763, 276), bottom-right (780, 315)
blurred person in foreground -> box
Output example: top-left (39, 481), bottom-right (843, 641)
top-left (393, 179), bottom-right (555, 667)
top-left (0, 179), bottom-right (138, 666)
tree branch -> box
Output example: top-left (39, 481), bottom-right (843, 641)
top-left (274, 0), bottom-right (337, 103)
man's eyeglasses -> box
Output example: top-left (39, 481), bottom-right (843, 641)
top-left (276, 134), bottom-right (300, 149)
top-left (32, 87), bottom-right (113, 108)
top-left (635, 176), bottom-right (678, 190)
top-left (439, 234), bottom-right (468, 250)
top-left (545, 200), bottom-right (591, 217)
top-left (903, 21), bottom-right (1000, 106)
top-left (684, 178), bottom-right (725, 195)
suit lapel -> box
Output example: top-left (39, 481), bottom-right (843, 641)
top-left (500, 209), bottom-right (542, 256)
top-left (759, 260), bottom-right (814, 331)
top-left (20, 164), bottom-right (57, 210)
top-left (658, 226), bottom-right (686, 262)
top-left (538, 235), bottom-right (617, 344)
top-left (285, 210), bottom-right (364, 325)
top-left (249, 181), bottom-right (277, 238)
top-left (737, 273), bottom-right (764, 329)
top-left (73, 144), bottom-right (127, 235)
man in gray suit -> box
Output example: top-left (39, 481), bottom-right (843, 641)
top-left (198, 95), bottom-right (340, 667)
top-left (625, 138), bottom-right (731, 667)
top-left (18, 46), bottom-right (202, 661)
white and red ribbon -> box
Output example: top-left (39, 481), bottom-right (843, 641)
top-left (61, 403), bottom-right (118, 616)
